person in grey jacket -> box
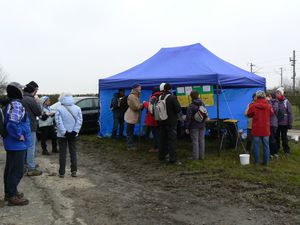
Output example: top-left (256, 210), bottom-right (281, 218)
top-left (275, 87), bottom-right (293, 155)
top-left (185, 91), bottom-right (206, 160)
top-left (267, 93), bottom-right (279, 158)
top-left (22, 81), bottom-right (43, 176)
top-left (55, 93), bottom-right (83, 178)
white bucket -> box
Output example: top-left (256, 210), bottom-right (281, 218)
top-left (239, 154), bottom-right (250, 165)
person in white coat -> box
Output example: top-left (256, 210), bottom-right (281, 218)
top-left (55, 93), bottom-right (83, 178)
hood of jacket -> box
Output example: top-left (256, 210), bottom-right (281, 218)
top-left (60, 95), bottom-right (75, 106)
top-left (254, 98), bottom-right (269, 110)
top-left (192, 98), bottom-right (204, 106)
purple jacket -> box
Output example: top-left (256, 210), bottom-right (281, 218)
top-left (185, 99), bottom-right (206, 130)
top-left (268, 99), bottom-right (278, 127)
top-left (277, 97), bottom-right (293, 127)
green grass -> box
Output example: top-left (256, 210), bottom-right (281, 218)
top-left (80, 135), bottom-right (300, 193)
top-left (292, 105), bottom-right (300, 129)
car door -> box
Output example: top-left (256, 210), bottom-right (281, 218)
top-left (76, 98), bottom-right (98, 133)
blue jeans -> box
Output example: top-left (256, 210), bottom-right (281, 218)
top-left (253, 136), bottom-right (270, 166)
top-left (27, 131), bottom-right (37, 170)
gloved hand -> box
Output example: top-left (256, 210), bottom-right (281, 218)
top-left (64, 132), bottom-right (73, 139)
top-left (71, 131), bottom-right (78, 138)
top-left (41, 114), bottom-right (49, 121)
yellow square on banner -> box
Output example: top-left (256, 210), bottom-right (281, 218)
top-left (177, 95), bottom-right (191, 107)
top-left (200, 93), bottom-right (214, 106)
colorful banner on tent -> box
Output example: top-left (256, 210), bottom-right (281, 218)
top-left (176, 85), bottom-right (214, 107)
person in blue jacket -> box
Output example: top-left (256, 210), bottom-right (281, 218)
top-left (3, 82), bottom-right (31, 206)
top-left (55, 93), bottom-right (83, 178)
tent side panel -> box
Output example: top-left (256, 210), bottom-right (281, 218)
top-left (207, 87), bottom-right (262, 130)
top-left (99, 88), bottom-right (151, 137)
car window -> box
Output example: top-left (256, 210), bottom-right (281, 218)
top-left (76, 99), bottom-right (94, 110)
top-left (93, 98), bottom-right (99, 108)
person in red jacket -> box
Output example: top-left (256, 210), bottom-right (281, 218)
top-left (247, 91), bottom-right (274, 166)
top-left (143, 87), bottom-right (161, 152)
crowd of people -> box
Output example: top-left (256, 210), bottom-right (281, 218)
top-left (1, 81), bottom-right (83, 206)
top-left (246, 88), bottom-right (293, 166)
top-left (111, 84), bottom-right (294, 167)
top-left (111, 82), bottom-right (208, 164)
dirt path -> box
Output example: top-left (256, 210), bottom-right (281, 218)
top-left (0, 139), bottom-right (299, 225)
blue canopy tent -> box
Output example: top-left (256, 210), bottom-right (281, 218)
top-left (98, 43), bottom-right (266, 137)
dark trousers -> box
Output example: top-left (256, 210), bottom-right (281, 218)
top-left (246, 129), bottom-right (253, 153)
top-left (159, 125), bottom-right (177, 163)
top-left (112, 112), bottom-right (125, 138)
top-left (276, 125), bottom-right (290, 153)
top-left (40, 125), bottom-right (57, 152)
top-left (58, 137), bottom-right (77, 175)
top-left (4, 150), bottom-right (26, 198)
top-left (146, 126), bottom-right (160, 149)
top-left (270, 126), bottom-right (278, 155)
top-left (126, 123), bottom-right (135, 148)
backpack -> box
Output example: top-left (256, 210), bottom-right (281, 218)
top-left (154, 94), bottom-right (171, 121)
top-left (0, 108), bottom-right (7, 138)
top-left (148, 96), bottom-right (158, 115)
top-left (194, 105), bottom-right (208, 123)
top-left (119, 96), bottom-right (129, 113)
top-left (0, 102), bottom-right (14, 138)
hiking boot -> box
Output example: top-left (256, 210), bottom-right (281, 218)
top-left (59, 174), bottom-right (65, 178)
top-left (27, 169), bottom-right (43, 176)
top-left (127, 146), bottom-right (137, 151)
top-left (7, 196), bottom-right (29, 206)
top-left (4, 192), bottom-right (24, 201)
top-left (71, 171), bottom-right (77, 177)
top-left (274, 154), bottom-right (279, 159)
top-left (42, 151), bottom-right (51, 155)
top-left (149, 148), bottom-right (159, 153)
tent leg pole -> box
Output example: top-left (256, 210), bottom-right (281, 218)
top-left (217, 85), bottom-right (221, 156)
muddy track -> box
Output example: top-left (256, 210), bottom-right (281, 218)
top-left (0, 139), bottom-right (299, 225)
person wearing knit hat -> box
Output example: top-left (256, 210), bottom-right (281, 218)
top-left (39, 96), bottom-right (58, 155)
top-left (247, 91), bottom-right (274, 166)
top-left (22, 81), bottom-right (43, 176)
top-left (275, 87), bottom-right (293, 155)
top-left (3, 82), bottom-right (31, 206)
top-left (124, 84), bottom-right (143, 150)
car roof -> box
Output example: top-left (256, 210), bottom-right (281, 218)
top-left (73, 96), bottom-right (98, 102)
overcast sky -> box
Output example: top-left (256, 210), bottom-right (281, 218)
top-left (0, 0), bottom-right (299, 94)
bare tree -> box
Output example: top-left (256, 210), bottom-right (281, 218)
top-left (0, 66), bottom-right (8, 95)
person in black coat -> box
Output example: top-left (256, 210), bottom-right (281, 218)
top-left (158, 83), bottom-right (182, 164)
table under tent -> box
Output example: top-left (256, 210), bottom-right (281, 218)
top-left (98, 43), bottom-right (266, 148)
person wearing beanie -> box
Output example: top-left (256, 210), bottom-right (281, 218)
top-left (55, 93), bottom-right (83, 178)
top-left (247, 91), bottom-right (274, 166)
top-left (39, 96), bottom-right (58, 155)
top-left (110, 89), bottom-right (127, 139)
top-left (3, 82), bottom-right (31, 206)
top-left (143, 86), bottom-right (161, 152)
top-left (159, 83), bottom-right (182, 164)
top-left (275, 87), bottom-right (293, 155)
top-left (266, 93), bottom-right (279, 158)
top-left (22, 81), bottom-right (43, 176)
top-left (124, 84), bottom-right (143, 150)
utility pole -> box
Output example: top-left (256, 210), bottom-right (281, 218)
top-left (250, 63), bottom-right (255, 73)
top-left (290, 50), bottom-right (296, 94)
top-left (280, 67), bottom-right (283, 87)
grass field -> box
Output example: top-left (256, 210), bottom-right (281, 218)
top-left (293, 105), bottom-right (300, 129)
top-left (80, 135), bottom-right (300, 193)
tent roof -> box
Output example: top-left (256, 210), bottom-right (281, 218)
top-left (99, 43), bottom-right (266, 90)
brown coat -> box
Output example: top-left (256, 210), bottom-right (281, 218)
top-left (124, 90), bottom-right (143, 124)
